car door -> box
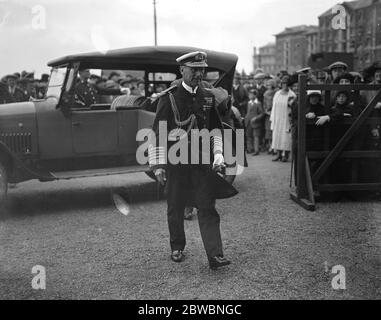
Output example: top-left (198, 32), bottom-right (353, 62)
top-left (71, 109), bottom-right (118, 154)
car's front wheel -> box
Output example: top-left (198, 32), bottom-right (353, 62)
top-left (0, 162), bottom-right (8, 211)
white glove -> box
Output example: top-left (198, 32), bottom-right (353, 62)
top-left (375, 102), bottom-right (381, 110)
top-left (154, 168), bottom-right (166, 186)
top-left (315, 115), bottom-right (330, 126)
top-left (120, 87), bottom-right (130, 95)
top-left (306, 112), bottom-right (316, 119)
top-left (213, 153), bottom-right (225, 170)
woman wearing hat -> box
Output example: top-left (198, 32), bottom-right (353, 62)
top-left (362, 61), bottom-right (381, 113)
top-left (270, 75), bottom-right (296, 162)
top-left (324, 73), bottom-right (362, 117)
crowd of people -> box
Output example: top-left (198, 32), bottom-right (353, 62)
top-left (2, 61), bottom-right (381, 162)
top-left (0, 71), bottom-right (50, 104)
top-left (0, 69), bottom-right (170, 106)
top-left (75, 71), bottom-right (169, 105)
top-left (231, 60), bottom-right (381, 165)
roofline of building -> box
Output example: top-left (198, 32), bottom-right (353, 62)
top-left (274, 25), bottom-right (319, 37)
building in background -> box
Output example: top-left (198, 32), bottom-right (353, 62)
top-left (306, 28), bottom-right (320, 59)
top-left (253, 43), bottom-right (277, 75)
top-left (275, 25), bottom-right (319, 73)
top-left (318, 0), bottom-right (381, 70)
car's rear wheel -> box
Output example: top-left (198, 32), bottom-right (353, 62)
top-left (0, 162), bottom-right (8, 212)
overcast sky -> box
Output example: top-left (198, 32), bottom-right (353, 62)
top-left (0, 0), bottom-right (341, 77)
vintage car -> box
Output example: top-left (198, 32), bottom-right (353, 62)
top-left (0, 46), bottom-right (240, 210)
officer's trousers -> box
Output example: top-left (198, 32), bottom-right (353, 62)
top-left (165, 164), bottom-right (223, 259)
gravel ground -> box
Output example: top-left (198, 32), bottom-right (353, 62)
top-left (0, 154), bottom-right (380, 300)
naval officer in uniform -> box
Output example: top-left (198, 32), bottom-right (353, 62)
top-left (148, 51), bottom-right (237, 270)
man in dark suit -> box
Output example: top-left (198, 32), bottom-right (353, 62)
top-left (148, 51), bottom-right (237, 270)
top-left (4, 74), bottom-right (26, 103)
top-left (232, 76), bottom-right (249, 117)
top-left (253, 73), bottom-right (267, 104)
top-left (0, 81), bottom-right (10, 104)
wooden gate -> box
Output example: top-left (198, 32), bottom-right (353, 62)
top-left (290, 74), bottom-right (381, 211)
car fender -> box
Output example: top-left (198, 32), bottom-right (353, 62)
top-left (0, 141), bottom-right (17, 173)
top-left (0, 141), bottom-right (54, 182)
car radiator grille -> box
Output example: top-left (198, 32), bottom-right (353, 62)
top-left (0, 132), bottom-right (33, 154)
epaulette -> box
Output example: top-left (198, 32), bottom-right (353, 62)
top-left (155, 85), bottom-right (177, 99)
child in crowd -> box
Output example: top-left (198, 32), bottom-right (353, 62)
top-left (305, 90), bottom-right (325, 152)
top-left (245, 89), bottom-right (264, 155)
top-left (315, 90), bottom-right (354, 126)
top-left (314, 91), bottom-right (355, 186)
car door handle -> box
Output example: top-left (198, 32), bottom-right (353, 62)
top-left (72, 122), bottom-right (81, 126)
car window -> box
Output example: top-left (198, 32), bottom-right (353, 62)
top-left (65, 68), bottom-right (76, 92)
top-left (46, 67), bottom-right (67, 98)
top-left (148, 72), bottom-right (177, 82)
top-left (204, 71), bottom-right (221, 85)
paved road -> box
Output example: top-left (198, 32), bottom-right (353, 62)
top-left (0, 154), bottom-right (380, 299)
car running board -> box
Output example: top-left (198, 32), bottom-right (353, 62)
top-left (50, 165), bottom-right (150, 180)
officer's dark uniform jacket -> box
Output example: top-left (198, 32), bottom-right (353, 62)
top-left (148, 82), bottom-right (237, 201)
top-left (148, 82), bottom-right (237, 257)
top-left (74, 80), bottom-right (121, 107)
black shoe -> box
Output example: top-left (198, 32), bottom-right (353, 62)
top-left (252, 152), bottom-right (260, 156)
top-left (281, 156), bottom-right (288, 162)
top-left (272, 156), bottom-right (281, 162)
top-left (209, 256), bottom-right (231, 270)
top-left (171, 250), bottom-right (184, 263)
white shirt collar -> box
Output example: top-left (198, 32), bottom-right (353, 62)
top-left (182, 81), bottom-right (198, 94)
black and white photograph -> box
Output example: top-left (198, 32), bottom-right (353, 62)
top-left (0, 0), bottom-right (380, 306)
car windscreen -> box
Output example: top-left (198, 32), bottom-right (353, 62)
top-left (46, 67), bottom-right (67, 98)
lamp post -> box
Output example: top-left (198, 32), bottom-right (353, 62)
top-left (153, 0), bottom-right (158, 46)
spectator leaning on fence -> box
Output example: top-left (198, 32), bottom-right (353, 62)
top-left (315, 90), bottom-right (354, 127)
top-left (333, 73), bottom-right (366, 116)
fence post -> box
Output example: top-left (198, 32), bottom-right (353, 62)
top-left (296, 74), bottom-right (308, 199)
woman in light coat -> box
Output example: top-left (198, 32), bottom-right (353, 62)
top-left (270, 76), bottom-right (296, 162)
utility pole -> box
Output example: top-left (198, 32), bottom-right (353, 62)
top-left (153, 0), bottom-right (158, 46)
